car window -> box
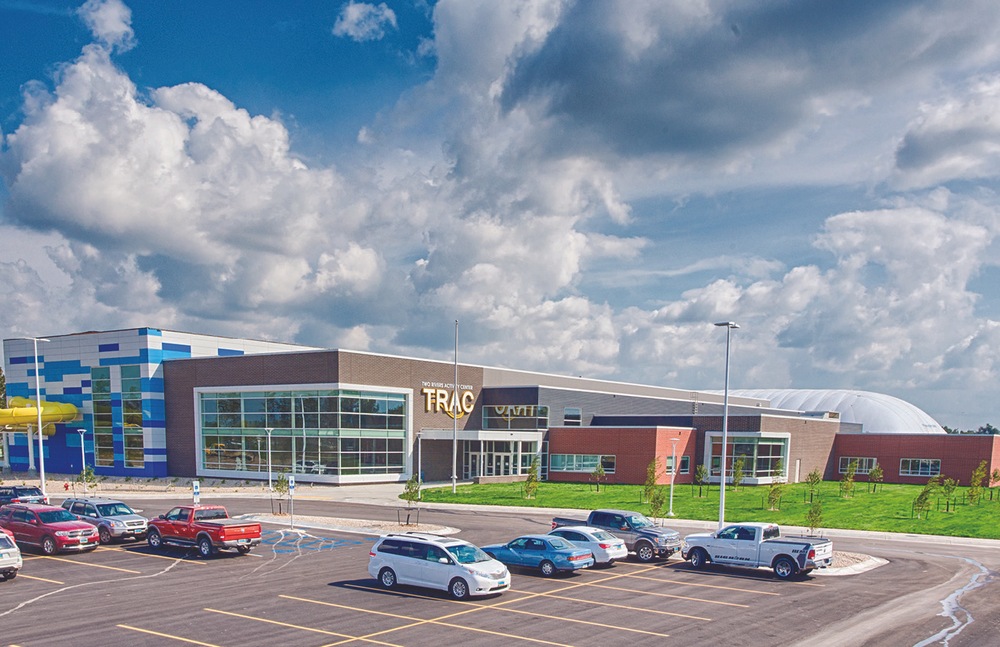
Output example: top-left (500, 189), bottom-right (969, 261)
top-left (762, 525), bottom-right (781, 540)
top-left (377, 538), bottom-right (404, 555)
top-left (735, 527), bottom-right (755, 541)
top-left (547, 537), bottom-right (573, 550)
top-left (717, 527), bottom-right (738, 540)
top-left (13, 510), bottom-right (34, 523)
top-left (38, 509), bottom-right (78, 524)
top-left (408, 543), bottom-right (428, 560)
top-left (166, 508), bottom-right (191, 522)
top-left (70, 502), bottom-right (86, 515)
top-left (0, 535), bottom-right (14, 549)
top-left (628, 515), bottom-right (653, 528)
top-left (447, 543), bottom-right (491, 564)
top-left (426, 546), bottom-right (449, 562)
top-left (525, 539), bottom-right (545, 551)
top-left (15, 487), bottom-right (43, 496)
top-left (97, 502), bottom-right (135, 516)
top-left (510, 538), bottom-right (529, 549)
top-left (194, 508), bottom-right (228, 521)
top-left (591, 530), bottom-right (614, 541)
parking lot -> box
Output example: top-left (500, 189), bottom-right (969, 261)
top-left (3, 497), bottom-right (1000, 646)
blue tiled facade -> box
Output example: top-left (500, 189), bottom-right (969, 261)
top-left (2, 328), bottom-right (316, 477)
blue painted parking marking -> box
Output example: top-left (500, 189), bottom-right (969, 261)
top-left (260, 529), bottom-right (367, 553)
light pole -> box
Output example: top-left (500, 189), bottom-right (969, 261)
top-left (452, 319), bottom-right (458, 494)
top-left (265, 427), bottom-right (274, 491)
top-left (668, 437), bottom-right (678, 517)
top-left (714, 321), bottom-right (739, 530)
top-left (26, 337), bottom-right (51, 499)
top-left (76, 428), bottom-right (87, 492)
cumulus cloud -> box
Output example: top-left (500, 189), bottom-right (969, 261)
top-left (77, 0), bottom-right (135, 53)
top-left (332, 2), bottom-right (397, 42)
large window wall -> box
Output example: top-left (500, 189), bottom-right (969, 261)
top-left (706, 433), bottom-right (789, 483)
top-left (198, 389), bottom-right (408, 476)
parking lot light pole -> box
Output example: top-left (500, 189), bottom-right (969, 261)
top-left (714, 321), bottom-right (739, 530)
top-left (668, 437), bottom-right (678, 517)
top-left (76, 428), bottom-right (87, 492)
top-left (25, 337), bottom-right (51, 500)
top-left (265, 427), bottom-right (274, 491)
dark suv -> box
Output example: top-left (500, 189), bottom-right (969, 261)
top-left (61, 497), bottom-right (148, 544)
top-left (0, 486), bottom-right (49, 506)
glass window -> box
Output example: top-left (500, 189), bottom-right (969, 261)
top-left (839, 457), bottom-right (877, 474)
top-left (900, 458), bottom-right (941, 477)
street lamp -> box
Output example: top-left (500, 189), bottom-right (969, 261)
top-left (452, 319), bottom-right (458, 495)
top-left (24, 337), bottom-right (51, 499)
top-left (76, 428), bottom-right (88, 492)
top-left (668, 437), bottom-right (679, 517)
top-left (265, 427), bottom-right (274, 491)
top-left (714, 321), bottom-right (739, 530)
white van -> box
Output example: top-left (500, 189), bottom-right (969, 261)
top-left (0, 530), bottom-right (22, 580)
top-left (368, 532), bottom-right (510, 599)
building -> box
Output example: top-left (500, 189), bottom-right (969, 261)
top-left (3, 328), bottom-right (999, 487)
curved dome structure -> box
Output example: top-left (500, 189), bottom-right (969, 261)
top-left (729, 389), bottom-right (945, 434)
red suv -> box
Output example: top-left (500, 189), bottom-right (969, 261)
top-left (0, 503), bottom-right (99, 555)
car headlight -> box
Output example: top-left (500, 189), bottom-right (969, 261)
top-left (55, 531), bottom-right (72, 537)
top-left (110, 520), bottom-right (125, 528)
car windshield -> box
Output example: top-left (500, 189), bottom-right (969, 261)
top-left (96, 503), bottom-right (135, 516)
top-left (15, 487), bottom-right (43, 496)
top-left (547, 537), bottom-right (574, 550)
top-left (591, 530), bottom-right (615, 540)
top-left (447, 543), bottom-right (492, 564)
top-left (627, 515), bottom-right (654, 528)
top-left (0, 536), bottom-right (15, 549)
top-left (38, 509), bottom-right (78, 524)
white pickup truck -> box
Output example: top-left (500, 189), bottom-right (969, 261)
top-left (682, 522), bottom-right (833, 580)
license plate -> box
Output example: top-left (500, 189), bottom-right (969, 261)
top-left (498, 580), bottom-right (507, 587)
top-left (79, 538), bottom-right (88, 544)
top-left (238, 538), bottom-right (249, 544)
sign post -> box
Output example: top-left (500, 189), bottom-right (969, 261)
top-left (192, 479), bottom-right (201, 505)
top-left (288, 475), bottom-right (295, 528)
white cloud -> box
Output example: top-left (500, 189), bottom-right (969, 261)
top-left (332, 2), bottom-right (397, 42)
top-left (77, 0), bottom-right (135, 53)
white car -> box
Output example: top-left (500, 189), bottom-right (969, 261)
top-left (0, 530), bottom-right (22, 580)
top-left (368, 532), bottom-right (511, 599)
top-left (548, 525), bottom-right (628, 566)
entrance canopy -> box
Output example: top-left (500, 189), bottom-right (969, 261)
top-left (418, 429), bottom-right (541, 442)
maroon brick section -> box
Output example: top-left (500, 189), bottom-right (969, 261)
top-left (547, 427), bottom-right (696, 485)
top-left (833, 433), bottom-right (1000, 485)
top-left (163, 350), bottom-right (486, 477)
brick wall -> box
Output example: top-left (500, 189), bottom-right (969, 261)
top-left (547, 427), bottom-right (696, 485)
top-left (832, 433), bottom-right (1000, 485)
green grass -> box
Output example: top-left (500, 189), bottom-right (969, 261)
top-left (417, 481), bottom-right (1000, 540)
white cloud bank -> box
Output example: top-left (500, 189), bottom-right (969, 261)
top-left (3, 0), bottom-right (1000, 429)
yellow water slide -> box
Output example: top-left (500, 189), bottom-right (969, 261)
top-left (0, 397), bottom-right (79, 435)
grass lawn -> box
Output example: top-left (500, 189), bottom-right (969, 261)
top-left (417, 480), bottom-right (1000, 540)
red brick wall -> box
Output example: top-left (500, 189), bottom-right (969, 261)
top-left (832, 434), bottom-right (1000, 485)
top-left (547, 427), bottom-right (696, 485)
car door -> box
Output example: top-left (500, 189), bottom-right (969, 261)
top-left (161, 507), bottom-right (191, 541)
top-left (709, 525), bottom-right (755, 565)
top-left (418, 544), bottom-right (454, 591)
top-left (12, 509), bottom-right (42, 546)
top-left (502, 538), bottom-right (532, 567)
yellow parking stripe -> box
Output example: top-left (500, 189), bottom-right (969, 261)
top-left (580, 581), bottom-right (750, 607)
top-left (204, 608), bottom-right (404, 646)
top-left (112, 546), bottom-right (208, 565)
top-left (529, 589), bottom-right (711, 621)
top-left (625, 571), bottom-right (783, 595)
top-left (16, 574), bottom-right (64, 584)
top-left (32, 555), bottom-right (140, 573)
top-left (291, 591), bottom-right (671, 639)
top-left (118, 624), bottom-right (222, 646)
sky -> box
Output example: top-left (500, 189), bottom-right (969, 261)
top-left (2, 0), bottom-right (1000, 430)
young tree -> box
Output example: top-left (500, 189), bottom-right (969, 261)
top-left (0, 366), bottom-right (6, 408)
top-left (648, 485), bottom-right (667, 522)
top-left (693, 464), bottom-right (709, 498)
top-left (523, 455), bottom-right (540, 500)
top-left (592, 462), bottom-right (606, 493)
top-left (402, 472), bottom-right (421, 506)
top-left (806, 468), bottom-right (822, 503)
top-left (731, 456), bottom-right (745, 491)
top-left (913, 477), bottom-right (939, 519)
top-left (868, 462), bottom-right (884, 494)
top-left (643, 457), bottom-right (661, 503)
top-left (941, 477), bottom-right (957, 512)
top-left (767, 480), bottom-right (784, 511)
top-left (840, 459), bottom-right (858, 498)
top-left (806, 500), bottom-right (823, 535)
top-left (968, 460), bottom-right (988, 505)
top-left (992, 468), bottom-right (1000, 501)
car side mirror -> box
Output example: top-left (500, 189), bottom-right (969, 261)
top-left (158, 514), bottom-right (167, 520)
top-left (438, 557), bottom-right (449, 564)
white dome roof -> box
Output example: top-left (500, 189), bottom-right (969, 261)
top-left (729, 389), bottom-right (945, 434)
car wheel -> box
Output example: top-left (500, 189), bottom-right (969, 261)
top-left (635, 541), bottom-right (656, 563)
top-left (2, 571), bottom-right (15, 580)
top-left (197, 536), bottom-right (215, 558)
top-left (236, 545), bottom-right (251, 555)
top-left (378, 567), bottom-right (397, 589)
top-left (147, 529), bottom-right (162, 549)
top-left (539, 560), bottom-right (557, 577)
top-left (41, 536), bottom-right (57, 556)
top-left (449, 577), bottom-right (469, 599)
top-left (689, 548), bottom-right (708, 570)
top-left (773, 557), bottom-right (797, 580)
top-left (98, 526), bottom-right (113, 544)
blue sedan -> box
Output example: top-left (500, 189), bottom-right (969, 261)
top-left (481, 534), bottom-right (595, 577)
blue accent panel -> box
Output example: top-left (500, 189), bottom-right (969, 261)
top-left (100, 354), bottom-right (144, 367)
top-left (145, 448), bottom-right (168, 456)
top-left (218, 348), bottom-right (245, 357)
top-left (162, 342), bottom-right (192, 354)
top-left (141, 328), bottom-right (163, 337)
top-left (64, 387), bottom-right (82, 395)
top-left (147, 376), bottom-right (164, 392)
top-left (81, 380), bottom-right (92, 388)
top-left (40, 359), bottom-right (90, 383)
top-left (9, 356), bottom-right (28, 364)
top-left (99, 343), bottom-right (120, 352)
top-left (111, 396), bottom-right (122, 407)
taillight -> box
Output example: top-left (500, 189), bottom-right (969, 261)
top-left (369, 551), bottom-right (377, 557)
top-left (569, 553), bottom-right (590, 561)
top-left (808, 548), bottom-right (815, 559)
top-left (598, 543), bottom-right (612, 549)
top-left (551, 522), bottom-right (557, 529)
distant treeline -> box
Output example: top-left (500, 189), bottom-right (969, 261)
top-left (944, 424), bottom-right (999, 435)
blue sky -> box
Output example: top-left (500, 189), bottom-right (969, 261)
top-left (2, 0), bottom-right (1000, 430)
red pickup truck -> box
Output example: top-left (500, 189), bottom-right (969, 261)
top-left (146, 505), bottom-right (261, 557)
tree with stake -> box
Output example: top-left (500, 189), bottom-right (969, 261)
top-left (806, 500), bottom-right (823, 535)
top-left (524, 456), bottom-right (539, 500)
top-left (868, 462), bottom-right (883, 494)
top-left (643, 457), bottom-right (661, 503)
top-left (968, 460), bottom-right (988, 505)
top-left (731, 456), bottom-right (745, 492)
top-left (592, 462), bottom-right (605, 493)
top-left (840, 459), bottom-right (858, 498)
top-left (694, 464), bottom-right (708, 498)
top-left (806, 468), bottom-right (822, 503)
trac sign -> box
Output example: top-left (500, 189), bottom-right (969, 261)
top-left (492, 405), bottom-right (539, 421)
top-left (421, 382), bottom-right (475, 419)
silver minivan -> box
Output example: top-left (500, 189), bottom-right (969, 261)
top-left (61, 497), bottom-right (148, 544)
top-left (367, 532), bottom-right (510, 599)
